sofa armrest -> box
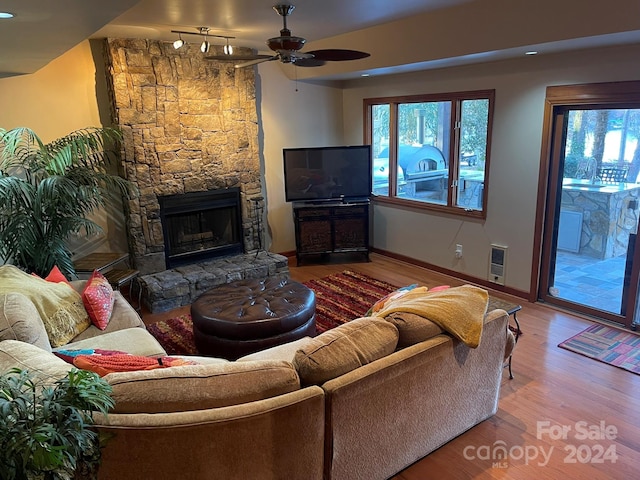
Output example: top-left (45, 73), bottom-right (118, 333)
top-left (94, 386), bottom-right (325, 480)
top-left (321, 311), bottom-right (509, 480)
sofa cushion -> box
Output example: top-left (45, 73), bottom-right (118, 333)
top-left (0, 293), bottom-right (52, 352)
top-left (0, 340), bottom-right (73, 385)
top-left (70, 291), bottom-right (145, 343)
top-left (56, 328), bottom-right (167, 358)
top-left (82, 270), bottom-right (115, 330)
top-left (384, 311), bottom-right (445, 348)
top-left (237, 336), bottom-right (315, 363)
top-left (293, 317), bottom-right (399, 386)
top-left (105, 360), bottom-right (301, 414)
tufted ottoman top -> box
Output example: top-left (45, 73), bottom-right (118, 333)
top-left (191, 277), bottom-right (316, 340)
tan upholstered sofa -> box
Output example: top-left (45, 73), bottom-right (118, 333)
top-left (0, 276), bottom-right (513, 480)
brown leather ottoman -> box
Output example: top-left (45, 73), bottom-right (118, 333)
top-left (191, 277), bottom-right (316, 359)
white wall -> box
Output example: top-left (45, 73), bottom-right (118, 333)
top-left (257, 63), bottom-right (344, 253)
top-left (341, 44), bottom-right (640, 294)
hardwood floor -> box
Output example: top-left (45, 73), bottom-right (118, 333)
top-left (141, 253), bottom-right (640, 479)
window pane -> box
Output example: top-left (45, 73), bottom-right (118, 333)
top-left (457, 99), bottom-right (489, 210)
top-left (372, 104), bottom-right (391, 196)
top-left (397, 102), bottom-right (450, 204)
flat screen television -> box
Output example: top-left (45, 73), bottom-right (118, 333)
top-left (283, 145), bottom-right (372, 203)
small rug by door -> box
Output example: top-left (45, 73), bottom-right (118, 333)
top-left (147, 270), bottom-right (399, 355)
top-left (558, 323), bottom-right (640, 375)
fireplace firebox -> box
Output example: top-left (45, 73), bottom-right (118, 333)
top-left (159, 188), bottom-right (243, 268)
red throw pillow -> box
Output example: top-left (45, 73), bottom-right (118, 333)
top-left (45, 265), bottom-right (71, 285)
top-left (31, 265), bottom-right (72, 287)
top-left (82, 270), bottom-right (115, 330)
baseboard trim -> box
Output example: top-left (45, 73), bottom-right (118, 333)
top-left (370, 247), bottom-right (529, 301)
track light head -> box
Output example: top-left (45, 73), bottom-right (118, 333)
top-left (201, 40), bottom-right (210, 53)
top-left (173, 36), bottom-right (184, 49)
top-left (224, 38), bottom-right (233, 55)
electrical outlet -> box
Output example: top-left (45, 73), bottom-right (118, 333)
top-left (455, 244), bottom-right (463, 258)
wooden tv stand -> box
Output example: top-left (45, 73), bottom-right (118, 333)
top-left (292, 200), bottom-right (370, 266)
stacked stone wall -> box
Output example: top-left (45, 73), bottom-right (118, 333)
top-left (104, 39), bottom-right (264, 274)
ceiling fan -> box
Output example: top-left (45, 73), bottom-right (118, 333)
top-left (206, 4), bottom-right (370, 68)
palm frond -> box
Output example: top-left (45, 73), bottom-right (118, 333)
top-left (0, 126), bottom-right (134, 277)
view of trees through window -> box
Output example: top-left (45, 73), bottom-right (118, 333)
top-left (564, 108), bottom-right (640, 183)
top-left (366, 90), bottom-right (493, 217)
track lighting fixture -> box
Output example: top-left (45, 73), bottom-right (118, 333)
top-left (224, 38), bottom-right (233, 55)
top-left (170, 28), bottom-right (235, 54)
top-left (173, 34), bottom-right (184, 49)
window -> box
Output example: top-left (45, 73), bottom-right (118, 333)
top-left (366, 90), bottom-right (494, 218)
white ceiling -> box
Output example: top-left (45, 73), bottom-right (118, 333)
top-left (2, 0), bottom-right (640, 80)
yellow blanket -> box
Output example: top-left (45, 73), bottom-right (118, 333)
top-left (373, 284), bottom-right (488, 348)
top-left (0, 265), bottom-right (90, 347)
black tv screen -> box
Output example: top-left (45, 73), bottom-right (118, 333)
top-left (283, 145), bottom-right (372, 202)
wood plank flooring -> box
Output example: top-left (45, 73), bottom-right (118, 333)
top-left (141, 253), bottom-right (640, 479)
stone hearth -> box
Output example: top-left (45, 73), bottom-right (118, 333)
top-left (139, 252), bottom-right (289, 313)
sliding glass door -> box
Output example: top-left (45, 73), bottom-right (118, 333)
top-left (539, 84), bottom-right (640, 329)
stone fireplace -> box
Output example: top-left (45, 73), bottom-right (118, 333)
top-left (159, 188), bottom-right (243, 268)
top-left (103, 38), bottom-right (264, 275)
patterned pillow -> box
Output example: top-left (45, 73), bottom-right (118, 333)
top-left (82, 270), bottom-right (115, 330)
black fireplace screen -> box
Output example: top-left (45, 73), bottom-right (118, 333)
top-left (159, 188), bottom-right (243, 268)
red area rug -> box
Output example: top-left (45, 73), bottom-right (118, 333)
top-left (558, 323), bottom-right (640, 375)
top-left (147, 270), bottom-right (399, 355)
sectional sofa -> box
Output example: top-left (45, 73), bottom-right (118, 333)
top-left (0, 269), bottom-right (514, 480)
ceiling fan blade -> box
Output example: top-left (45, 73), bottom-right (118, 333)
top-left (293, 58), bottom-right (326, 67)
top-left (234, 55), bottom-right (279, 68)
top-left (306, 49), bottom-right (370, 62)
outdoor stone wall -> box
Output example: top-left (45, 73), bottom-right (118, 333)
top-left (103, 38), bottom-right (264, 275)
top-left (561, 186), bottom-right (640, 259)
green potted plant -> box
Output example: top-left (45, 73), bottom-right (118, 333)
top-left (0, 127), bottom-right (135, 278)
top-left (0, 367), bottom-right (115, 480)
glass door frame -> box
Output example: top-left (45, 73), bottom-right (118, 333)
top-left (535, 81), bottom-right (640, 329)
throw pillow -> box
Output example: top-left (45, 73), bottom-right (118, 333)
top-left (293, 317), bottom-right (399, 386)
top-left (0, 265), bottom-right (90, 348)
top-left (82, 270), bottom-right (115, 330)
top-left (366, 285), bottom-right (427, 316)
top-left (45, 265), bottom-right (71, 285)
top-left (0, 293), bottom-right (53, 352)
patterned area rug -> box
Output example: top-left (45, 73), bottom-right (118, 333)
top-left (558, 323), bottom-right (640, 375)
top-left (147, 270), bottom-right (399, 355)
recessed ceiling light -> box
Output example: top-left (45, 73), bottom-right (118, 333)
top-left (525, 51), bottom-right (538, 56)
top-left (0, 12), bottom-right (15, 19)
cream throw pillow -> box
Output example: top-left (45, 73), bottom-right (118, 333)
top-left (0, 293), bottom-right (52, 351)
top-left (293, 317), bottom-right (399, 386)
